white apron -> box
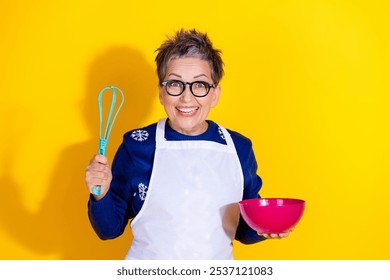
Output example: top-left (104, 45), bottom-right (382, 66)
top-left (125, 118), bottom-right (243, 259)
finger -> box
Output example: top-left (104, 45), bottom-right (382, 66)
top-left (85, 169), bottom-right (111, 188)
top-left (86, 167), bottom-right (111, 180)
top-left (86, 161), bottom-right (111, 175)
top-left (86, 163), bottom-right (111, 173)
top-left (86, 175), bottom-right (108, 188)
top-left (86, 170), bottom-right (110, 180)
top-left (262, 233), bottom-right (282, 239)
top-left (278, 232), bottom-right (290, 238)
top-left (90, 154), bottom-right (109, 165)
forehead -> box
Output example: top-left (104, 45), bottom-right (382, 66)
top-left (165, 57), bottom-right (211, 77)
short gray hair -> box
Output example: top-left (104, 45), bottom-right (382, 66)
top-left (155, 29), bottom-right (224, 85)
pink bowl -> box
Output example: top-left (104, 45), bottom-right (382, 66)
top-left (238, 198), bottom-right (305, 234)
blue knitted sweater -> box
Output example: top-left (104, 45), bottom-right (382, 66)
top-left (88, 120), bottom-right (265, 244)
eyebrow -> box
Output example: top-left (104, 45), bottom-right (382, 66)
top-left (168, 73), bottom-right (209, 79)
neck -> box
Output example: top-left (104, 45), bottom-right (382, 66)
top-left (168, 120), bottom-right (209, 136)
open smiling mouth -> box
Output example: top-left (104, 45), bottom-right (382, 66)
top-left (176, 107), bottom-right (199, 115)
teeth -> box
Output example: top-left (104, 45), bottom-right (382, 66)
top-left (177, 107), bottom-right (197, 113)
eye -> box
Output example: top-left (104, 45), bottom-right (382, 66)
top-left (167, 80), bottom-right (183, 88)
top-left (194, 82), bottom-right (207, 89)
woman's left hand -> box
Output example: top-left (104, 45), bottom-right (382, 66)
top-left (258, 228), bottom-right (294, 239)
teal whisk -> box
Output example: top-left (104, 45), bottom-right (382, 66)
top-left (92, 86), bottom-right (124, 196)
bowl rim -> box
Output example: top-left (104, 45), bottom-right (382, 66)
top-left (238, 197), bottom-right (306, 206)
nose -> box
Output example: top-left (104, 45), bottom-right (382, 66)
top-left (180, 84), bottom-right (194, 102)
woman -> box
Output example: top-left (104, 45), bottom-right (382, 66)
top-left (85, 29), bottom-right (290, 260)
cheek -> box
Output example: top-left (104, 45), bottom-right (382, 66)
top-left (205, 95), bottom-right (219, 109)
top-left (160, 96), bottom-right (176, 114)
top-left (198, 100), bottom-right (214, 114)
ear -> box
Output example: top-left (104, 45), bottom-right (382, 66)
top-left (210, 84), bottom-right (221, 108)
top-left (158, 85), bottom-right (164, 105)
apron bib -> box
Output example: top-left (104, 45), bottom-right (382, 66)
top-left (125, 118), bottom-right (243, 259)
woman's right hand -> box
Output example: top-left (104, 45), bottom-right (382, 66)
top-left (85, 154), bottom-right (112, 200)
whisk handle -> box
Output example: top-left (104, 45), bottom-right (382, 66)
top-left (92, 139), bottom-right (107, 196)
top-left (91, 186), bottom-right (102, 196)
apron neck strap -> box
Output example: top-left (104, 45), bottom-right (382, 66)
top-left (156, 118), bottom-right (234, 147)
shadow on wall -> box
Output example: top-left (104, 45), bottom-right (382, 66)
top-left (0, 46), bottom-right (157, 259)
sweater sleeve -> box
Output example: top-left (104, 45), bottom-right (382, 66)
top-left (230, 131), bottom-right (266, 244)
top-left (87, 141), bottom-right (134, 240)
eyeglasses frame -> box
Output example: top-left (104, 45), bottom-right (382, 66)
top-left (160, 80), bottom-right (215, 97)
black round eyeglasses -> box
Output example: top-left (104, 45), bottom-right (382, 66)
top-left (160, 80), bottom-right (215, 97)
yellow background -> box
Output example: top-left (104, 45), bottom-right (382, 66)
top-left (1, 0), bottom-right (389, 260)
